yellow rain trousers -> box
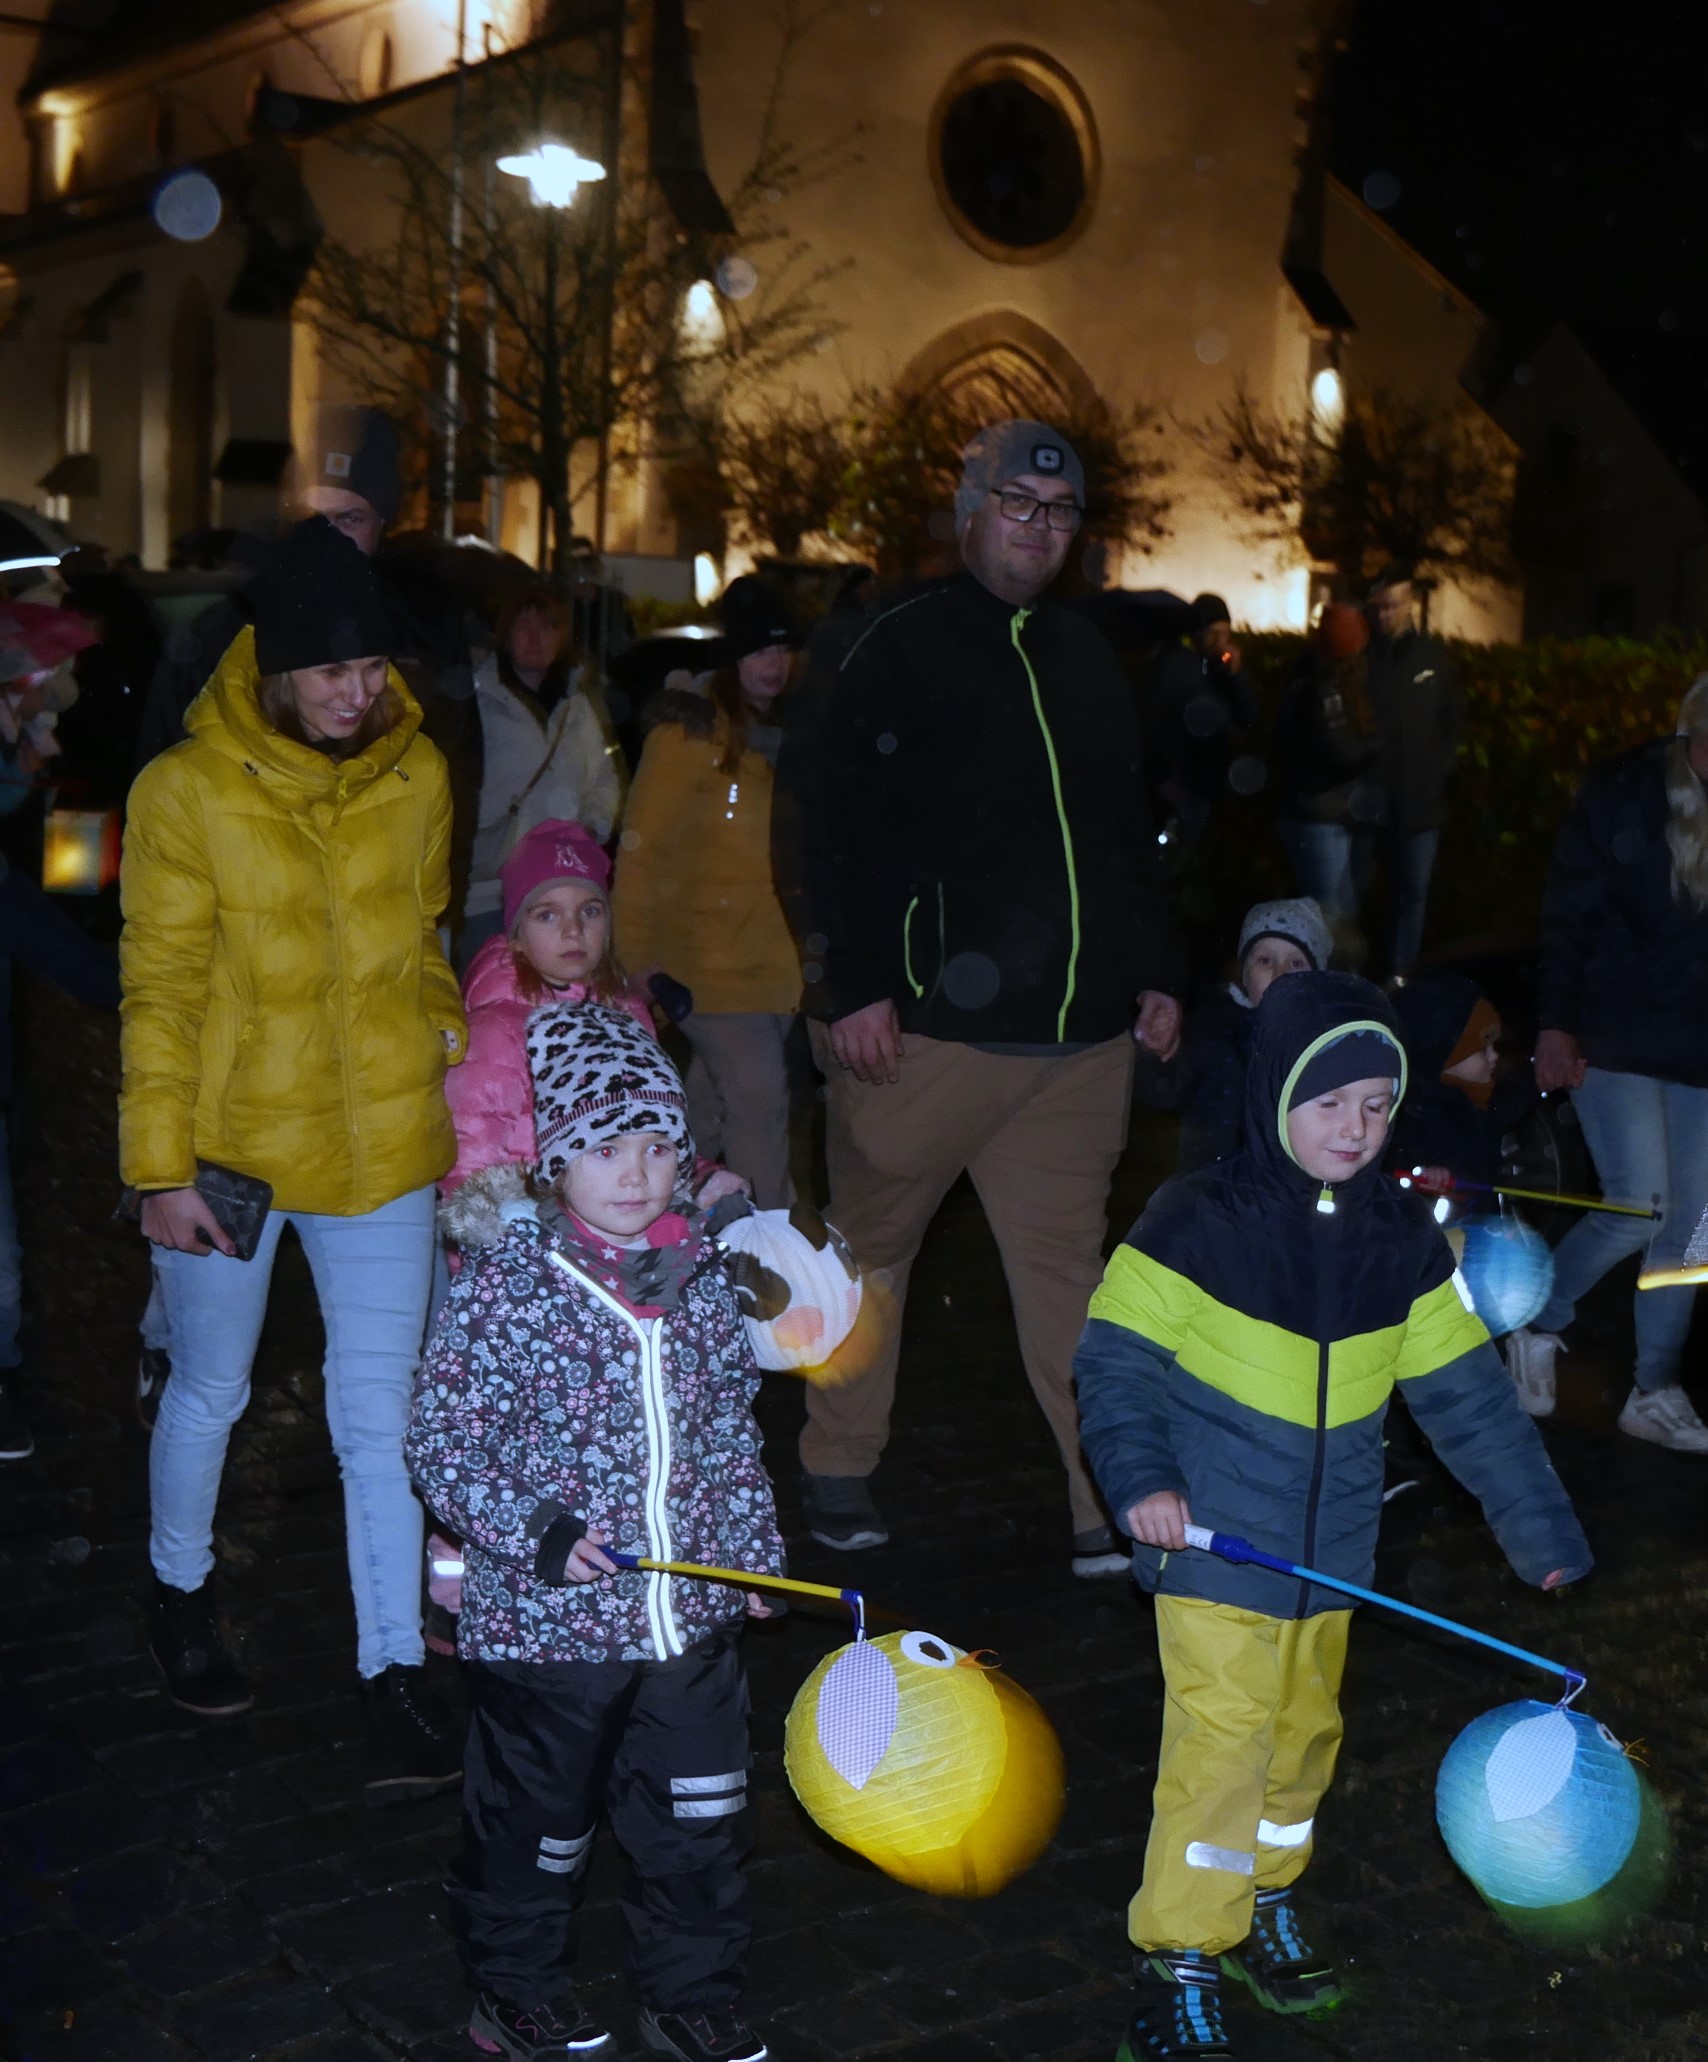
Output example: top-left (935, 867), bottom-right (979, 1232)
top-left (1130, 1596), bottom-right (1351, 1955)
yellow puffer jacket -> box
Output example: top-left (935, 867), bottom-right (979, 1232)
top-left (612, 706), bottom-right (800, 1016)
top-left (119, 628), bottom-right (468, 1216)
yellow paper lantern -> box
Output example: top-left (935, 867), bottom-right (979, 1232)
top-left (784, 1629), bottom-right (1064, 1897)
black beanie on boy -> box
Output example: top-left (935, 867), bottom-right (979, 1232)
top-left (1287, 1028), bottom-right (1403, 1110)
top-left (251, 516), bottom-right (394, 677)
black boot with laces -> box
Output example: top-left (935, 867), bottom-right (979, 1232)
top-left (359, 1662), bottom-right (461, 1800)
top-left (638, 2006), bottom-right (769, 2062)
top-left (151, 1578), bottom-right (254, 1716)
top-left (468, 1988), bottom-right (615, 2059)
top-left (1221, 1887), bottom-right (1343, 2015)
top-left (1118, 1950), bottom-right (1232, 2060)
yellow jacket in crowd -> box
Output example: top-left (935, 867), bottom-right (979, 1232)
top-left (612, 708), bottom-right (801, 1016)
top-left (119, 627), bottom-right (468, 1216)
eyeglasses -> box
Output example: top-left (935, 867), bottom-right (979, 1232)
top-left (991, 488), bottom-right (1084, 533)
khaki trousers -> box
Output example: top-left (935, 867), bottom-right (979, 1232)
top-left (801, 1027), bottom-right (1134, 1533)
top-left (1131, 1596), bottom-right (1350, 1955)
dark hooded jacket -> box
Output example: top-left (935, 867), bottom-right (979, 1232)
top-left (1075, 972), bottom-right (1590, 1618)
top-left (1386, 973), bottom-right (1536, 1192)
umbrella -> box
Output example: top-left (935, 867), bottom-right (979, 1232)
top-left (0, 501), bottom-right (73, 575)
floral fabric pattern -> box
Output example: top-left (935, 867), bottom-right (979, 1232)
top-left (407, 1205), bottom-right (783, 1664)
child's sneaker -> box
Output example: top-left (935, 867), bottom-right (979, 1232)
top-left (469, 1989), bottom-right (615, 2059)
top-left (1118, 1950), bottom-right (1232, 2058)
top-left (1505, 1328), bottom-right (1561, 1416)
top-left (1221, 1887), bottom-right (1343, 2015)
top-left (638, 2007), bottom-right (769, 2062)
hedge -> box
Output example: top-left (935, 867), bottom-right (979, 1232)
top-left (1233, 631), bottom-right (1708, 947)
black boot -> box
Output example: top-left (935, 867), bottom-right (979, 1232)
top-left (151, 1578), bottom-right (254, 1716)
top-left (469, 1989), bottom-right (615, 2059)
top-left (360, 1662), bottom-right (461, 1800)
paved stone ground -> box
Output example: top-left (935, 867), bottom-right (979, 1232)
top-left (3, 976), bottom-right (1707, 2062)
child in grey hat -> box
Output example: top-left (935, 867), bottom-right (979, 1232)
top-left (1136, 897), bottom-right (1333, 1172)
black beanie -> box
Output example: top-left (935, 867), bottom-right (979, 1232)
top-left (1190, 591), bottom-right (1232, 630)
top-left (716, 575), bottom-right (799, 664)
top-left (309, 405), bottom-right (401, 525)
top-left (1287, 1028), bottom-right (1402, 1110)
top-left (252, 517), bottom-right (394, 676)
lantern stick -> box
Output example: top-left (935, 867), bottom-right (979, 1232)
top-left (1182, 1526), bottom-right (1585, 1703)
top-left (1393, 1171), bottom-right (1658, 1220)
top-left (607, 1549), bottom-right (869, 1637)
top-left (1637, 1264), bottom-right (1708, 1289)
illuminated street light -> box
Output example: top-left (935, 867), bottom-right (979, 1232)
top-left (1310, 365), bottom-right (1345, 433)
top-left (496, 142), bottom-right (606, 208)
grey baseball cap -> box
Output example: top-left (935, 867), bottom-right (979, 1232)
top-left (953, 419), bottom-right (1085, 535)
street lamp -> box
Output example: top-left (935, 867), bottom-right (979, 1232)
top-left (496, 141), bottom-right (607, 569)
top-left (496, 143), bottom-right (606, 208)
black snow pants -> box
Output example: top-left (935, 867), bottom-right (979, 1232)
top-left (450, 1632), bottom-right (752, 2012)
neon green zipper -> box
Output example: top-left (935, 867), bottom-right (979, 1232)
top-left (902, 894), bottom-right (923, 998)
top-left (1010, 609), bottom-right (1080, 1040)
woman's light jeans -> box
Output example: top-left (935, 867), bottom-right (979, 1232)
top-left (1534, 1068), bottom-right (1708, 1392)
top-left (150, 1185), bottom-right (436, 1676)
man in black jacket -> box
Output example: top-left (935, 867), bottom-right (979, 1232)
top-left (1362, 564), bottom-right (1461, 977)
top-left (776, 420), bottom-right (1183, 1570)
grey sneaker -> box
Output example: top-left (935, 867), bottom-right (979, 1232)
top-left (800, 1471), bottom-right (888, 1550)
top-left (1071, 1525), bottom-right (1130, 1578)
top-left (1617, 1384), bottom-right (1708, 1454)
top-left (1505, 1327), bottom-right (1561, 1416)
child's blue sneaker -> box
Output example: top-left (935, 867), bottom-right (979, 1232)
top-left (1220, 1887), bottom-right (1344, 2015)
top-left (1117, 1950), bottom-right (1233, 2058)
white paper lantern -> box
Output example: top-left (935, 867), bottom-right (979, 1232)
top-left (716, 1206), bottom-right (864, 1375)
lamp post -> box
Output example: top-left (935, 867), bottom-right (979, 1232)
top-left (441, 0), bottom-right (467, 542)
top-left (495, 142), bottom-right (605, 572)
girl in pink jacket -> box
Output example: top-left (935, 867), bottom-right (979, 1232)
top-left (442, 818), bottom-right (741, 1200)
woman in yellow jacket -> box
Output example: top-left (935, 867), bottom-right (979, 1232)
top-left (120, 518), bottom-right (467, 1793)
top-left (613, 577), bottom-right (802, 1205)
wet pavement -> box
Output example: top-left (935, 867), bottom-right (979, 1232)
top-left (2, 975), bottom-right (1706, 2062)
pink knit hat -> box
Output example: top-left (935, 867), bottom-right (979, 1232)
top-left (501, 819), bottom-right (611, 933)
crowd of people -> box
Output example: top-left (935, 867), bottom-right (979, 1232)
top-left (1, 402), bottom-right (1704, 2062)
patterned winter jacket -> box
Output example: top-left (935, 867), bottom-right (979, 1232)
top-left (407, 1167), bottom-right (784, 1664)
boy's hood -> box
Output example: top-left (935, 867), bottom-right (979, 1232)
top-left (1392, 972), bottom-right (1485, 1081)
top-left (1243, 971), bottom-right (1407, 1201)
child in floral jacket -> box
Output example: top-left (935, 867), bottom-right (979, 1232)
top-left (407, 1003), bottom-right (782, 2062)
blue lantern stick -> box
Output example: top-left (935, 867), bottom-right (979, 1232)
top-left (1183, 1526), bottom-right (1585, 1705)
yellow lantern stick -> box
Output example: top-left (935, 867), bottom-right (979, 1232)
top-left (607, 1549), bottom-right (872, 1636)
top-left (1638, 1265), bottom-right (1708, 1290)
top-left (1395, 1170), bottom-right (1658, 1219)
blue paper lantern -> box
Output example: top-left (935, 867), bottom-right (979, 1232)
top-left (1456, 1215), bottom-right (1554, 1337)
top-left (1436, 1700), bottom-right (1641, 1909)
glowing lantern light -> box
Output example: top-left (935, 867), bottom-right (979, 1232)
top-left (1453, 1215), bottom-right (1554, 1337)
top-left (715, 1207), bottom-right (863, 1379)
top-left (785, 1628), bottom-right (1064, 1897)
top-left (693, 552), bottom-right (721, 608)
top-left (1436, 1700), bottom-right (1641, 1911)
top-left (42, 808), bottom-right (121, 895)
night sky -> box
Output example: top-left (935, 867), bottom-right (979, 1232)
top-left (1330, 0), bottom-right (1708, 488)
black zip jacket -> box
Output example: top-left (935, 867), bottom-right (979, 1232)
top-left (1269, 653), bottom-right (1380, 826)
top-left (777, 574), bottom-right (1182, 1042)
top-left (1537, 739), bottom-right (1708, 1087)
top-left (1365, 628), bottom-right (1461, 833)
